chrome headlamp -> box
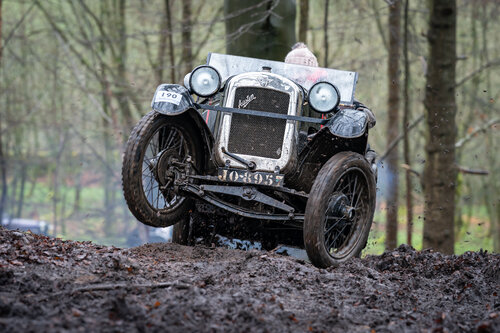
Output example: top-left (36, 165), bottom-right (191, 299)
top-left (189, 65), bottom-right (221, 97)
top-left (308, 82), bottom-right (340, 113)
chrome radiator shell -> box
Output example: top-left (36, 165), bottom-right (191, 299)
top-left (214, 72), bottom-right (302, 173)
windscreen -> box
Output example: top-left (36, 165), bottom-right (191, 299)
top-left (207, 53), bottom-right (358, 105)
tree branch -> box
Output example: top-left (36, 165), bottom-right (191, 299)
top-left (34, 0), bottom-right (102, 81)
top-left (192, 5), bottom-right (224, 61)
top-left (457, 166), bottom-right (488, 176)
top-left (401, 163), bottom-right (420, 176)
top-left (76, 0), bottom-right (118, 59)
top-left (371, 0), bottom-right (389, 51)
top-left (455, 59), bottom-right (500, 88)
top-left (379, 114), bottom-right (424, 162)
top-left (1, 2), bottom-right (35, 49)
top-left (455, 117), bottom-right (500, 149)
top-left (68, 125), bottom-right (117, 178)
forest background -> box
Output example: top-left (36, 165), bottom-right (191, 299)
top-left (0, 0), bottom-right (498, 254)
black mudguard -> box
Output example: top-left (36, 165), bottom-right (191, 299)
top-left (151, 84), bottom-right (196, 114)
top-left (151, 84), bottom-right (216, 173)
top-left (286, 109), bottom-right (369, 193)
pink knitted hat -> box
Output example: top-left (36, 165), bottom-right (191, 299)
top-left (284, 42), bottom-right (318, 67)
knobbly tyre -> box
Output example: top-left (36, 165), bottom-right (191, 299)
top-left (122, 53), bottom-right (378, 268)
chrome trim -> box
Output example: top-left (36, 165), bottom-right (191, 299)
top-left (215, 72), bottom-right (302, 173)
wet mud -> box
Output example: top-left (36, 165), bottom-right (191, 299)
top-left (0, 227), bottom-right (498, 332)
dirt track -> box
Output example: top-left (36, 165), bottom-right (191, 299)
top-left (0, 227), bottom-right (499, 332)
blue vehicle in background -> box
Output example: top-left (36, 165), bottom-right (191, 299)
top-left (1, 214), bottom-right (50, 235)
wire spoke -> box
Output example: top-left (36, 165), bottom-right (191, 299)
top-left (354, 186), bottom-right (365, 209)
top-left (337, 178), bottom-right (351, 193)
top-left (350, 175), bottom-right (358, 206)
top-left (325, 217), bottom-right (345, 235)
top-left (138, 123), bottom-right (192, 212)
top-left (324, 167), bottom-right (372, 256)
top-left (165, 128), bottom-right (177, 149)
top-left (327, 222), bottom-right (350, 250)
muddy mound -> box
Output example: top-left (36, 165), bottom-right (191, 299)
top-left (0, 227), bottom-right (498, 332)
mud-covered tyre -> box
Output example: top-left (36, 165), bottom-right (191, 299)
top-left (122, 111), bottom-right (201, 227)
top-left (172, 210), bottom-right (214, 245)
top-left (304, 152), bottom-right (376, 268)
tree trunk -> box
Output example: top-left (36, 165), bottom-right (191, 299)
top-left (298, 0), bottom-right (308, 43)
top-left (182, 0), bottom-right (193, 75)
top-left (323, 0), bottom-right (329, 67)
top-left (15, 162), bottom-right (26, 219)
top-left (0, 0), bottom-right (2, 62)
top-left (100, 1), bottom-right (115, 237)
top-left (385, 0), bottom-right (401, 250)
top-left (156, 0), bottom-right (169, 84)
top-left (403, 0), bottom-right (413, 246)
top-left (102, 118), bottom-right (114, 236)
top-left (52, 131), bottom-right (68, 236)
top-left (166, 0), bottom-right (176, 83)
top-left (370, 0), bottom-right (388, 51)
top-left (225, 0), bottom-right (296, 61)
top-left (72, 144), bottom-right (84, 215)
top-left (0, 0), bottom-right (6, 222)
top-left (114, 0), bottom-right (134, 132)
top-left (422, 0), bottom-right (457, 254)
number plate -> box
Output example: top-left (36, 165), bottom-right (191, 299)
top-left (218, 168), bottom-right (284, 187)
top-left (154, 91), bottom-right (182, 105)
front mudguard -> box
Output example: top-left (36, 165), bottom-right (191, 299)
top-left (325, 108), bottom-right (368, 138)
top-left (286, 110), bottom-right (370, 193)
top-left (151, 84), bottom-right (216, 173)
top-left (151, 84), bottom-right (195, 114)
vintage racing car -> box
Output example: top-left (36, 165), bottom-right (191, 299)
top-left (122, 53), bottom-right (377, 268)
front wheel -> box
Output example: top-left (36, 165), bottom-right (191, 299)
top-left (122, 111), bottom-right (201, 227)
top-left (304, 152), bottom-right (376, 268)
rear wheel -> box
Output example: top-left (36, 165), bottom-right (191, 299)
top-left (304, 152), bottom-right (376, 268)
top-left (122, 111), bottom-right (201, 227)
top-left (171, 215), bottom-right (191, 245)
top-left (172, 210), bottom-right (214, 245)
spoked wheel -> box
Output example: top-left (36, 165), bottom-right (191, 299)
top-left (304, 152), bottom-right (376, 268)
top-left (172, 209), bottom-right (212, 245)
top-left (122, 111), bottom-right (201, 227)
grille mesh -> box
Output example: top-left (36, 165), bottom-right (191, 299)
top-left (228, 87), bottom-right (290, 159)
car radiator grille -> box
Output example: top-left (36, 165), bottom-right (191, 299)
top-left (228, 87), bottom-right (290, 159)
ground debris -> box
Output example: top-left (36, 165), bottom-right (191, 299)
top-left (0, 227), bottom-right (498, 332)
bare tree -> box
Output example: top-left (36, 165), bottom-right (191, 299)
top-left (156, 0), bottom-right (175, 84)
top-left (422, 0), bottom-right (457, 254)
top-left (0, 0), bottom-right (6, 222)
top-left (370, 0), bottom-right (388, 51)
top-left (298, 0), bottom-right (308, 43)
top-left (385, 0), bottom-right (401, 250)
top-left (0, 0), bottom-right (2, 61)
top-left (225, 0), bottom-right (296, 61)
top-left (165, 0), bottom-right (176, 82)
top-left (402, 0), bottom-right (413, 246)
top-left (113, 0), bottom-right (134, 132)
top-left (323, 0), bottom-right (329, 67)
top-left (182, 0), bottom-right (193, 75)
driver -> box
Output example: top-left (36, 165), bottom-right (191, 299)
top-left (284, 43), bottom-right (376, 129)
